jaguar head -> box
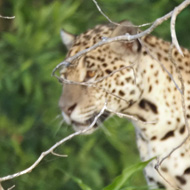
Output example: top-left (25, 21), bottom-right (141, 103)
top-left (58, 21), bottom-right (143, 132)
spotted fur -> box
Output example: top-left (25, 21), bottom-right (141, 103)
top-left (59, 21), bottom-right (190, 190)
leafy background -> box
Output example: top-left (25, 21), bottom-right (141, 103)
top-left (0, 0), bottom-right (190, 189)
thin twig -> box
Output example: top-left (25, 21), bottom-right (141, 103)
top-left (139, 39), bottom-right (182, 94)
top-left (59, 63), bottom-right (137, 86)
top-left (92, 0), bottom-right (119, 26)
top-left (0, 15), bottom-right (15, 19)
top-left (106, 107), bottom-right (157, 125)
top-left (51, 151), bottom-right (68, 158)
top-left (155, 160), bottom-right (181, 190)
top-left (154, 43), bottom-right (190, 189)
top-left (92, 0), bottom-right (151, 28)
top-left (7, 185), bottom-right (15, 190)
top-left (155, 45), bottom-right (190, 168)
top-left (139, 41), bottom-right (190, 187)
top-left (58, 63), bottom-right (139, 104)
top-left (170, 4), bottom-right (187, 56)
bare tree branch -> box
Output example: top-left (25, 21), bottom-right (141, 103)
top-left (155, 158), bottom-right (180, 190)
top-left (52, 0), bottom-right (190, 77)
top-left (170, 2), bottom-right (189, 56)
top-left (0, 103), bottom-right (107, 183)
top-left (91, 0), bottom-right (119, 26)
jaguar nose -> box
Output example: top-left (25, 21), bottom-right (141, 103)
top-left (60, 103), bottom-right (77, 116)
top-left (67, 103), bottom-right (77, 116)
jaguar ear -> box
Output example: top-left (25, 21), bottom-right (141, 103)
top-left (60, 29), bottom-right (76, 50)
top-left (110, 21), bottom-right (141, 55)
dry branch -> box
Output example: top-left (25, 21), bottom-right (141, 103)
top-left (0, 103), bottom-right (107, 184)
top-left (170, 2), bottom-right (188, 56)
top-left (106, 107), bottom-right (157, 125)
top-left (139, 39), bottom-right (183, 94)
top-left (58, 63), bottom-right (139, 104)
top-left (52, 0), bottom-right (190, 77)
top-left (92, 0), bottom-right (151, 28)
top-left (153, 2), bottom-right (190, 184)
top-left (154, 45), bottom-right (190, 190)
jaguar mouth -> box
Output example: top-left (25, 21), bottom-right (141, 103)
top-left (71, 111), bottom-right (110, 131)
top-left (72, 121), bottom-right (98, 130)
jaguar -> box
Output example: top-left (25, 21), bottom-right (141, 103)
top-left (58, 21), bottom-right (190, 190)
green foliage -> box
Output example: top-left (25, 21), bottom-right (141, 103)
top-left (68, 174), bottom-right (92, 190)
top-left (103, 159), bottom-right (154, 190)
top-left (0, 0), bottom-right (189, 190)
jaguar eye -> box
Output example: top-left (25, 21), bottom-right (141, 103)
top-left (86, 70), bottom-right (96, 78)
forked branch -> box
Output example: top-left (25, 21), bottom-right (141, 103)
top-left (0, 103), bottom-right (107, 185)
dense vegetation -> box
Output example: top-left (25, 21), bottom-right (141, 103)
top-left (0, 0), bottom-right (189, 189)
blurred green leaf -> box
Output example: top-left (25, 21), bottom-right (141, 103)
top-left (70, 175), bottom-right (92, 190)
top-left (103, 158), bottom-right (154, 190)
